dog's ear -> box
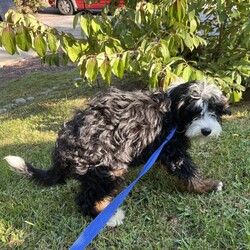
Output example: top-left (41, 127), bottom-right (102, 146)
top-left (222, 108), bottom-right (232, 115)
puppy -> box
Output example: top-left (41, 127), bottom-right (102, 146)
top-left (5, 80), bottom-right (231, 227)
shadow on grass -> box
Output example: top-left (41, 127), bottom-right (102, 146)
top-left (0, 141), bottom-right (55, 172)
top-left (0, 139), bottom-right (179, 213)
top-left (1, 71), bottom-right (148, 134)
top-left (0, 140), bottom-right (178, 249)
top-left (0, 142), bottom-right (84, 226)
top-left (0, 140), bottom-right (177, 194)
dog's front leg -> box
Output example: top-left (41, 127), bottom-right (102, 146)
top-left (182, 173), bottom-right (223, 193)
top-left (160, 151), bottom-right (223, 193)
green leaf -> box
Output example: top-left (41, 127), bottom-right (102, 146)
top-left (80, 16), bottom-right (90, 37)
top-left (2, 27), bottom-right (16, 55)
top-left (122, 51), bottom-right (130, 70)
top-left (182, 65), bottom-right (192, 81)
top-left (190, 19), bottom-right (197, 33)
top-left (166, 57), bottom-right (184, 66)
top-left (105, 41), bottom-right (116, 55)
top-left (100, 60), bottom-right (112, 84)
top-left (217, 11), bottom-right (227, 24)
top-left (44, 54), bottom-right (54, 66)
top-left (96, 52), bottom-right (106, 67)
top-left (195, 70), bottom-right (204, 81)
top-left (146, 2), bottom-right (154, 15)
top-left (197, 36), bottom-right (207, 46)
top-left (183, 33), bottom-right (194, 51)
top-left (47, 33), bottom-right (58, 54)
top-left (5, 9), bottom-right (15, 23)
top-left (233, 90), bottom-right (241, 102)
top-left (34, 34), bottom-right (47, 57)
top-left (16, 25), bottom-right (32, 52)
top-left (175, 63), bottom-right (184, 76)
top-left (161, 75), bottom-right (170, 90)
top-left (135, 10), bottom-right (142, 27)
top-left (86, 57), bottom-right (98, 81)
top-left (149, 63), bottom-right (157, 78)
top-left (79, 57), bottom-right (87, 77)
top-left (129, 60), bottom-right (141, 74)
top-left (63, 36), bottom-right (82, 62)
top-left (45, 54), bottom-right (53, 66)
top-left (236, 74), bottom-right (242, 85)
top-left (12, 12), bottom-right (23, 24)
top-left (52, 54), bottom-right (60, 66)
top-left (91, 18), bottom-right (100, 33)
top-left (160, 40), bottom-right (170, 63)
top-left (192, 36), bottom-right (200, 48)
top-left (112, 57), bottom-right (124, 79)
top-left (73, 12), bottom-right (81, 29)
top-left (188, 9), bottom-right (195, 20)
top-left (176, 0), bottom-right (182, 21)
top-left (61, 52), bottom-right (69, 66)
top-left (149, 74), bottom-right (158, 89)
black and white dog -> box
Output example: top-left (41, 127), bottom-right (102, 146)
top-left (5, 80), bottom-right (231, 227)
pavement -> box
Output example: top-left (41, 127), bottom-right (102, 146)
top-left (0, 7), bottom-right (81, 67)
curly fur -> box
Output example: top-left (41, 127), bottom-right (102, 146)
top-left (56, 89), bottom-right (170, 174)
top-left (4, 80), bottom-right (231, 226)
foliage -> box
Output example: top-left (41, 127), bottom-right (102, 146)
top-left (0, 0), bottom-right (250, 101)
top-left (13, 0), bottom-right (48, 14)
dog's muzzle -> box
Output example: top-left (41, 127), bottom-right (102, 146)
top-left (185, 114), bottom-right (222, 143)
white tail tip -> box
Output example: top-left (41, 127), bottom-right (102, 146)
top-left (4, 155), bottom-right (27, 173)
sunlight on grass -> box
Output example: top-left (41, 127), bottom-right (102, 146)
top-left (0, 119), bottom-right (56, 145)
top-left (224, 110), bottom-right (249, 120)
top-left (0, 221), bottom-right (25, 248)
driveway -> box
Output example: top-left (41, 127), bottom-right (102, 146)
top-left (0, 7), bottom-right (81, 67)
top-left (36, 7), bottom-right (81, 38)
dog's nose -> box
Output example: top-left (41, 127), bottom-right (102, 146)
top-left (201, 127), bottom-right (212, 136)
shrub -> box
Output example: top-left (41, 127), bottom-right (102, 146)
top-left (14, 0), bottom-right (48, 14)
top-left (1, 0), bottom-right (249, 101)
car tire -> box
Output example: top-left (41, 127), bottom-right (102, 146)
top-left (57, 0), bottom-right (74, 15)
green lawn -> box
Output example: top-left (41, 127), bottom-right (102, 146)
top-left (0, 69), bottom-right (249, 250)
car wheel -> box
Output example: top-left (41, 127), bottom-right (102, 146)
top-left (57, 0), bottom-right (74, 15)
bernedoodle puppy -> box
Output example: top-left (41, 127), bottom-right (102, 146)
top-left (4, 80), bottom-right (231, 227)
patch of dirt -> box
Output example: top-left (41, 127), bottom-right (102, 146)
top-left (0, 57), bottom-right (75, 86)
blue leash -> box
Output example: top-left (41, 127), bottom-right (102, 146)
top-left (70, 127), bottom-right (176, 250)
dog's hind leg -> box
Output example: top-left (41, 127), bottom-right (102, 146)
top-left (75, 166), bottom-right (127, 227)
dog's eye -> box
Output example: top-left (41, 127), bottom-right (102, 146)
top-left (215, 106), bottom-right (232, 116)
top-left (212, 101), bottom-right (231, 116)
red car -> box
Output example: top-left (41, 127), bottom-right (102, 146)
top-left (48, 0), bottom-right (124, 15)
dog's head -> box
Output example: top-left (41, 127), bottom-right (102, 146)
top-left (167, 80), bottom-right (231, 144)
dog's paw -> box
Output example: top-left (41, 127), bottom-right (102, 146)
top-left (106, 208), bottom-right (125, 227)
top-left (216, 181), bottom-right (223, 192)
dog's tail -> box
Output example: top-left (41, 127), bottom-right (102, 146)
top-left (4, 156), bottom-right (66, 186)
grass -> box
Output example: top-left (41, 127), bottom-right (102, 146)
top-left (0, 69), bottom-right (249, 250)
